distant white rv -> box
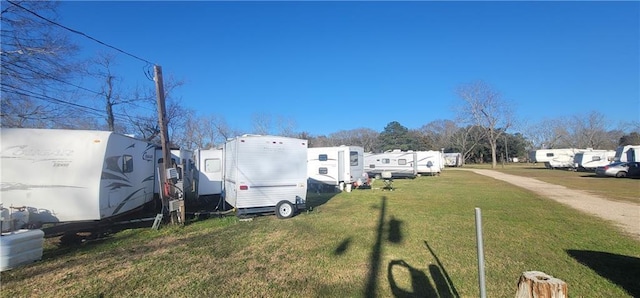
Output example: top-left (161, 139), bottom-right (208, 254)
top-left (364, 150), bottom-right (418, 178)
top-left (573, 150), bottom-right (616, 171)
top-left (614, 145), bottom-right (640, 162)
top-left (414, 150), bottom-right (444, 176)
top-left (443, 153), bottom-right (463, 167)
top-left (307, 146), bottom-right (366, 192)
top-left (529, 148), bottom-right (586, 169)
top-left (223, 135), bottom-right (308, 219)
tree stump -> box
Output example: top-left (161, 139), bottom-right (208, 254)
top-left (515, 271), bottom-right (567, 298)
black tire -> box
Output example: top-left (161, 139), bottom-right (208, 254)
top-left (275, 201), bottom-right (295, 219)
top-left (374, 174), bottom-right (382, 179)
top-left (616, 171), bottom-right (627, 178)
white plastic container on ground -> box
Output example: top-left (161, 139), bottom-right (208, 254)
top-left (0, 229), bottom-right (45, 271)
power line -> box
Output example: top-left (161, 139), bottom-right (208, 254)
top-left (2, 85), bottom-right (152, 123)
top-left (7, 0), bottom-right (156, 66)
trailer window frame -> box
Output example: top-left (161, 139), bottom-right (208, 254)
top-left (350, 151), bottom-right (359, 166)
top-left (204, 158), bottom-right (221, 173)
top-left (122, 155), bottom-right (134, 173)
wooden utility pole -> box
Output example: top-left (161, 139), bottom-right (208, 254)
top-left (154, 65), bottom-right (184, 225)
top-left (154, 66), bottom-right (171, 203)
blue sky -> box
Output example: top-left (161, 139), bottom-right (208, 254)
top-left (57, 1), bottom-right (639, 136)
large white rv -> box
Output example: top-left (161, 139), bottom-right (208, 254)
top-left (415, 151), bottom-right (444, 176)
top-left (614, 145), bottom-right (640, 162)
top-left (1, 128), bottom-right (157, 230)
top-left (307, 146), bottom-right (366, 192)
top-left (193, 148), bottom-right (224, 197)
top-left (364, 150), bottom-right (418, 178)
top-left (223, 135), bottom-right (307, 218)
top-left (573, 150), bottom-right (616, 171)
top-left (443, 152), bottom-right (463, 167)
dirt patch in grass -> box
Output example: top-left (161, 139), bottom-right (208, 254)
top-left (458, 168), bottom-right (640, 241)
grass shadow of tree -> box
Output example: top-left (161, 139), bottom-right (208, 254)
top-left (566, 249), bottom-right (640, 297)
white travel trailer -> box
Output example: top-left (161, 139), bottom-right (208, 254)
top-left (307, 146), bottom-right (366, 192)
top-left (223, 135), bottom-right (308, 218)
top-left (529, 148), bottom-right (585, 169)
top-left (443, 152), bottom-right (463, 167)
top-left (415, 151), bottom-right (444, 176)
top-left (364, 150), bottom-right (418, 178)
top-left (193, 148), bottom-right (225, 197)
top-left (573, 150), bottom-right (616, 171)
top-left (1, 128), bottom-right (157, 230)
top-left (614, 145), bottom-right (640, 162)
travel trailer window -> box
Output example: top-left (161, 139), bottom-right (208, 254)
top-left (123, 155), bottom-right (133, 173)
top-left (350, 151), bottom-right (359, 166)
top-left (319, 167), bottom-right (328, 174)
top-left (546, 153), bottom-right (554, 157)
top-left (382, 159), bottom-right (390, 164)
top-left (204, 159), bottom-right (221, 173)
top-left (318, 154), bottom-right (328, 161)
top-left (398, 159), bottom-right (407, 165)
top-left (592, 156), bottom-right (601, 161)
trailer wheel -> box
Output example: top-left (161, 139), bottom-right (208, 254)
top-left (276, 201), bottom-right (294, 219)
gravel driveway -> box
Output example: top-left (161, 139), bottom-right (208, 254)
top-left (461, 169), bottom-right (640, 241)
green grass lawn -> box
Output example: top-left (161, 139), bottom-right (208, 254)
top-left (1, 169), bottom-right (638, 297)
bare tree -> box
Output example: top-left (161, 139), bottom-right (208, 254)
top-left (251, 113), bottom-right (272, 135)
top-left (525, 118), bottom-right (572, 149)
top-left (419, 119), bottom-right (459, 151)
top-left (569, 111), bottom-right (612, 149)
top-left (1, 1), bottom-right (84, 128)
top-left (182, 113), bottom-right (237, 149)
top-left (450, 125), bottom-right (484, 166)
top-left (88, 53), bottom-right (156, 132)
top-left (120, 75), bottom-right (185, 144)
top-left (456, 81), bottom-right (514, 168)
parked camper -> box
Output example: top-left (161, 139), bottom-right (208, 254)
top-left (573, 150), bottom-right (616, 171)
top-left (529, 148), bottom-right (586, 169)
top-left (0, 128), bottom-right (157, 230)
top-left (223, 135), bottom-right (307, 218)
top-left (307, 146), bottom-right (366, 192)
top-left (443, 153), bottom-right (463, 167)
top-left (193, 148), bottom-right (224, 197)
top-left (415, 151), bottom-right (444, 176)
top-left (364, 150), bottom-right (418, 178)
top-left (614, 145), bottom-right (640, 162)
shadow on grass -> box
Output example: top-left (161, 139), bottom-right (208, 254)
top-left (357, 196), bottom-right (459, 297)
top-left (306, 190), bottom-right (340, 209)
top-left (334, 237), bottom-right (351, 255)
top-left (387, 259), bottom-right (436, 297)
top-left (424, 241), bottom-right (460, 298)
top-left (365, 196), bottom-right (387, 297)
top-left (566, 249), bottom-right (640, 297)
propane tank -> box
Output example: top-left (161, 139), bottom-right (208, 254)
top-left (0, 205), bottom-right (11, 232)
top-left (10, 207), bottom-right (29, 230)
